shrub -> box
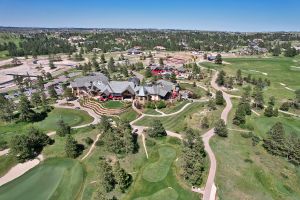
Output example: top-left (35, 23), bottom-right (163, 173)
top-left (280, 102), bottom-right (290, 111)
top-left (84, 137), bottom-right (94, 145)
top-left (156, 100), bottom-right (166, 109)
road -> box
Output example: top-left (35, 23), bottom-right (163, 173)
top-left (201, 71), bottom-right (232, 200)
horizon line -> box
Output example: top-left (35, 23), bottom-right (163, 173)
top-left (0, 25), bottom-right (299, 33)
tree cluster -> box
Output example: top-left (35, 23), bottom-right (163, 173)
top-left (263, 122), bottom-right (300, 166)
top-left (10, 127), bottom-right (53, 162)
top-left (181, 129), bottom-right (206, 186)
top-left (99, 117), bottom-right (138, 155)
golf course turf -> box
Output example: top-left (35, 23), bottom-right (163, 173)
top-left (142, 146), bottom-right (176, 182)
top-left (125, 143), bottom-right (199, 200)
top-left (0, 158), bottom-right (85, 200)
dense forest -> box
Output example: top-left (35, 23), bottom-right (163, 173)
top-left (0, 29), bottom-right (299, 56)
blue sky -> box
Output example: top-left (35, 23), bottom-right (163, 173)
top-left (0, 0), bottom-right (299, 32)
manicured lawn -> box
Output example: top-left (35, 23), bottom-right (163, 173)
top-left (102, 101), bottom-right (124, 109)
top-left (142, 146), bottom-right (176, 182)
top-left (202, 56), bottom-right (300, 102)
top-left (120, 109), bottom-right (139, 122)
top-left (135, 188), bottom-right (178, 200)
top-left (160, 101), bottom-right (189, 114)
top-left (34, 108), bottom-right (94, 131)
top-left (0, 158), bottom-right (85, 200)
top-left (0, 108), bottom-right (93, 142)
top-left (134, 102), bottom-right (206, 133)
top-left (124, 139), bottom-right (199, 200)
top-left (143, 108), bottom-right (161, 115)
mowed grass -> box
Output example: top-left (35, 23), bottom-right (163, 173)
top-left (160, 101), bottom-right (189, 114)
top-left (102, 101), bottom-right (124, 109)
top-left (120, 108), bottom-right (139, 122)
top-left (0, 108), bottom-right (93, 141)
top-left (134, 102), bottom-right (205, 133)
top-left (142, 146), bottom-right (176, 182)
top-left (201, 56), bottom-right (300, 101)
top-left (135, 187), bottom-right (179, 200)
top-left (125, 140), bottom-right (199, 200)
top-left (0, 158), bottom-right (85, 200)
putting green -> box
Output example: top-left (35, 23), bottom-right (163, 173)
top-left (135, 187), bottom-right (179, 200)
top-left (0, 158), bottom-right (84, 200)
top-left (142, 146), bottom-right (176, 182)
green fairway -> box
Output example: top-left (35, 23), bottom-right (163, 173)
top-left (0, 108), bottom-right (93, 141)
top-left (143, 146), bottom-right (176, 182)
top-left (120, 108), bottom-right (139, 122)
top-left (34, 108), bottom-right (93, 131)
top-left (134, 102), bottom-right (205, 133)
top-left (135, 187), bottom-right (179, 200)
top-left (125, 140), bottom-right (199, 200)
top-left (202, 56), bottom-right (300, 102)
top-left (160, 101), bottom-right (189, 114)
top-left (0, 158), bottom-right (85, 200)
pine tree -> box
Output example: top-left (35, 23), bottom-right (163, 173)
top-left (215, 90), bottom-right (224, 105)
top-left (263, 122), bottom-right (287, 156)
top-left (31, 92), bottom-right (42, 108)
top-left (97, 158), bottom-right (115, 192)
top-left (65, 135), bottom-right (79, 158)
top-left (147, 120), bottom-right (167, 137)
top-left (215, 54), bottom-right (222, 64)
top-left (236, 69), bottom-right (243, 85)
top-left (201, 116), bottom-right (209, 129)
top-left (233, 104), bottom-right (246, 125)
top-left (214, 119), bottom-right (228, 137)
top-left (18, 95), bottom-right (35, 122)
top-left (264, 104), bottom-right (274, 117)
top-left (216, 70), bottom-right (226, 86)
top-left (57, 119), bottom-right (71, 137)
top-left (113, 162), bottom-right (132, 192)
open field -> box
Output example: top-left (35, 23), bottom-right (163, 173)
top-left (124, 138), bottom-right (199, 200)
top-left (201, 56), bottom-right (300, 102)
top-left (211, 98), bottom-right (300, 200)
top-left (0, 108), bottom-right (93, 141)
top-left (0, 158), bottom-right (85, 200)
top-left (211, 130), bottom-right (300, 200)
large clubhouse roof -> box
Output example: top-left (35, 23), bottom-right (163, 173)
top-left (70, 73), bottom-right (108, 88)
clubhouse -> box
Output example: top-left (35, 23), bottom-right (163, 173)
top-left (70, 73), bottom-right (179, 103)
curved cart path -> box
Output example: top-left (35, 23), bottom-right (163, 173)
top-left (202, 71), bottom-right (232, 200)
top-left (0, 102), bottom-right (101, 186)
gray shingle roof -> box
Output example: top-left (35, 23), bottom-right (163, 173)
top-left (70, 73), bottom-right (108, 88)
